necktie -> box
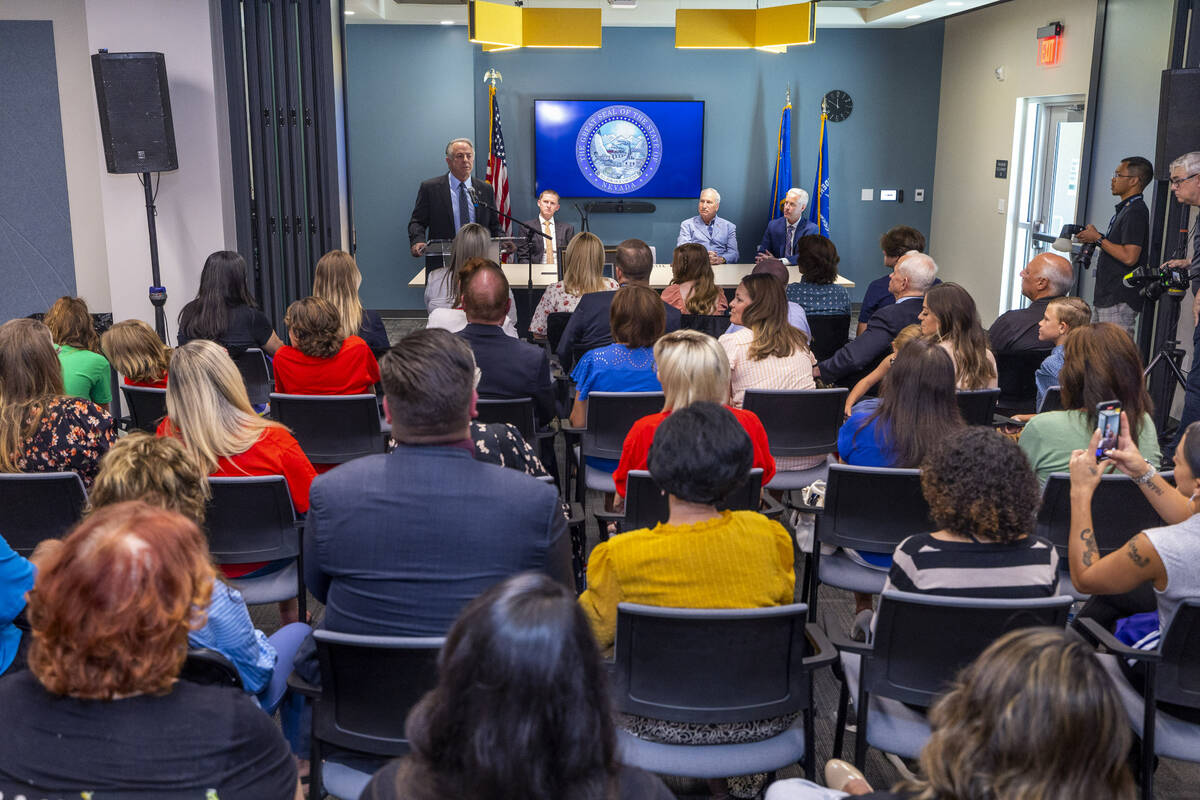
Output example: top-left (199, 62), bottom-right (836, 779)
top-left (457, 181), bottom-right (470, 231)
top-left (543, 219), bottom-right (555, 265)
top-left (785, 223), bottom-right (796, 257)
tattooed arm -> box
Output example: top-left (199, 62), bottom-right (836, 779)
top-left (1101, 412), bottom-right (1191, 524)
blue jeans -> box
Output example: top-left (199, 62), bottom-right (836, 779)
top-left (260, 622), bottom-right (312, 757)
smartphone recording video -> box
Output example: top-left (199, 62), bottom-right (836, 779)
top-left (1096, 401), bottom-right (1121, 458)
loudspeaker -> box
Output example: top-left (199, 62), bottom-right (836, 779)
top-left (1155, 68), bottom-right (1200, 177)
top-left (91, 51), bottom-right (178, 174)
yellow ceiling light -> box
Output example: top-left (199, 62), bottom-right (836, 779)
top-left (468, 1), bottom-right (601, 50)
top-left (675, 2), bottom-right (815, 51)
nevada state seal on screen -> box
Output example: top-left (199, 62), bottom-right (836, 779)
top-left (575, 105), bottom-right (663, 194)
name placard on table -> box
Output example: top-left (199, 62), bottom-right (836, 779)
top-left (408, 264), bottom-right (855, 290)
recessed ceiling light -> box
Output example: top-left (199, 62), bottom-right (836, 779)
top-left (344, 9), bottom-right (355, 15)
top-left (440, 19), bottom-right (455, 25)
top-left (906, 13), bottom-right (922, 19)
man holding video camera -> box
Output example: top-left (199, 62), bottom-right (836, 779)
top-left (1075, 156), bottom-right (1153, 339)
top-left (1166, 152), bottom-right (1200, 444)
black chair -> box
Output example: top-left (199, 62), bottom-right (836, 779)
top-left (120, 385), bottom-right (168, 433)
top-left (474, 396), bottom-right (538, 443)
top-left (206, 476), bottom-right (305, 620)
top-left (1080, 601), bottom-right (1200, 800)
top-left (806, 464), bottom-right (932, 621)
top-left (743, 388), bottom-right (847, 492)
top-left (180, 648), bottom-right (243, 689)
top-left (269, 393), bottom-right (386, 465)
top-left (955, 387), bottom-right (1000, 426)
top-left (611, 602), bottom-right (836, 782)
top-left (234, 347), bottom-right (273, 407)
top-left (1041, 385), bottom-right (1063, 412)
top-left (0, 472), bottom-right (88, 555)
top-left (1036, 471), bottom-right (1173, 598)
top-left (546, 311), bottom-right (573, 355)
top-left (995, 349), bottom-right (1052, 415)
top-left (293, 630), bottom-right (444, 800)
top-left (570, 391), bottom-right (665, 517)
top-left (679, 313), bottom-right (732, 338)
top-left (832, 590), bottom-right (1073, 768)
top-left (595, 468), bottom-right (781, 532)
top-left (806, 314), bottom-right (851, 362)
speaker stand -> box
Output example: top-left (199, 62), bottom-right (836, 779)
top-left (141, 171), bottom-right (168, 342)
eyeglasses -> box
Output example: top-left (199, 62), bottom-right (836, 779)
top-left (1113, 172), bottom-right (1136, 180)
top-left (1170, 172), bottom-right (1199, 187)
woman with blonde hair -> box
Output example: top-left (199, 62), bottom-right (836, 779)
top-left (0, 318), bottom-right (114, 488)
top-left (529, 231), bottom-right (620, 337)
top-left (661, 243), bottom-right (728, 316)
top-left (918, 282), bottom-right (997, 390)
top-left (274, 296), bottom-right (380, 395)
top-left (45, 295), bottom-right (112, 408)
top-left (613, 329), bottom-right (775, 497)
top-left (100, 318), bottom-right (171, 388)
top-left (312, 249), bottom-right (390, 354)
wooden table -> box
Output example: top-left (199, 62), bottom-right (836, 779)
top-left (408, 263), bottom-right (855, 289)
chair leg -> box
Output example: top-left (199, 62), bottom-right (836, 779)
top-left (833, 674), bottom-right (849, 760)
top-left (1141, 667), bottom-right (1157, 800)
top-left (803, 704), bottom-right (816, 781)
top-left (853, 671), bottom-right (869, 770)
top-left (309, 735), bottom-right (322, 800)
top-left (807, 547), bottom-right (822, 622)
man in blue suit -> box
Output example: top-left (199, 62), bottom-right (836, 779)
top-left (757, 188), bottom-right (820, 266)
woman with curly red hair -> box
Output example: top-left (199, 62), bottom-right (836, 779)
top-left (0, 502), bottom-right (300, 798)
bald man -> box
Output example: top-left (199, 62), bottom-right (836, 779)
top-left (677, 188), bottom-right (738, 264)
top-left (988, 252), bottom-right (1074, 352)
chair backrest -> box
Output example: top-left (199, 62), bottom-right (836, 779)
top-left (120, 385), bottom-right (168, 433)
top-left (205, 476), bottom-right (300, 563)
top-left (956, 388), bottom-right (1000, 426)
top-left (743, 388), bottom-right (848, 457)
top-left (233, 348), bottom-right (273, 407)
top-left (868, 590), bottom-right (1073, 707)
top-left (474, 396), bottom-right (537, 442)
top-left (0, 472), bottom-right (87, 555)
top-left (621, 468), bottom-right (764, 530)
top-left (679, 314), bottom-right (732, 338)
top-left (1041, 386), bottom-right (1062, 412)
top-left (1157, 600), bottom-right (1200, 709)
top-left (816, 464), bottom-right (932, 553)
top-left (180, 648), bottom-right (244, 689)
top-left (995, 350), bottom-right (1052, 411)
top-left (807, 314), bottom-right (851, 362)
top-left (1036, 471), bottom-right (1174, 561)
top-left (611, 602), bottom-right (812, 723)
top-left (313, 630), bottom-right (444, 757)
top-left (547, 311), bottom-right (573, 354)
top-left (581, 392), bottom-right (666, 461)
top-left (269, 393), bottom-right (385, 464)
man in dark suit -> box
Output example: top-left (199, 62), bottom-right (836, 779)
top-left (408, 137), bottom-right (504, 257)
top-left (756, 187), bottom-right (820, 266)
top-left (988, 252), bottom-right (1073, 352)
top-left (817, 251), bottom-right (938, 386)
top-left (298, 328), bottom-right (570, 675)
top-left (556, 238), bottom-right (681, 366)
top-left (516, 189), bottom-right (574, 266)
top-left (457, 263), bottom-right (556, 427)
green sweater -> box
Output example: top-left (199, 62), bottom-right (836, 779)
top-left (57, 344), bottom-right (112, 405)
top-left (1019, 409), bottom-right (1160, 485)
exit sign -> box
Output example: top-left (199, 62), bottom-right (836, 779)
top-left (1037, 21), bottom-right (1063, 67)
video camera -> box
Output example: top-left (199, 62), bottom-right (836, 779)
top-left (1123, 263), bottom-right (1196, 301)
top-left (1051, 224), bottom-right (1098, 267)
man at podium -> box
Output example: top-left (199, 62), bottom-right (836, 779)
top-left (408, 138), bottom-right (504, 257)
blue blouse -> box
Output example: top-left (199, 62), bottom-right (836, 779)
top-left (838, 410), bottom-right (896, 468)
top-left (785, 281), bottom-right (852, 317)
top-left (572, 344), bottom-right (662, 471)
top-left (0, 535), bottom-right (34, 675)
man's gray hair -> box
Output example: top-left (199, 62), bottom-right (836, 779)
top-left (446, 137), bottom-right (474, 156)
top-left (786, 188), bottom-right (809, 210)
top-left (1171, 151), bottom-right (1200, 175)
top-left (1040, 253), bottom-right (1074, 296)
top-left (701, 187), bottom-right (721, 203)
top-left (896, 251), bottom-right (938, 292)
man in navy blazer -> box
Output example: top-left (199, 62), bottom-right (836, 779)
top-left (757, 188), bottom-right (820, 266)
top-left (408, 138), bottom-right (504, 257)
top-left (556, 238), bottom-right (681, 367)
top-left (817, 251), bottom-right (938, 386)
top-left (300, 328), bottom-right (570, 667)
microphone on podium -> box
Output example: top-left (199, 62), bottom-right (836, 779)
top-left (465, 185), bottom-right (479, 205)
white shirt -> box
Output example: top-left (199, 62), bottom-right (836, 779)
top-left (539, 215), bottom-right (556, 265)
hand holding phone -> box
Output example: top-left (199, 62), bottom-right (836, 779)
top-left (1096, 401), bottom-right (1121, 458)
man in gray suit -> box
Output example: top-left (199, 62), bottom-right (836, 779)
top-left (301, 328), bottom-right (571, 648)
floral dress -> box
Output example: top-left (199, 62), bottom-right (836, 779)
top-left (529, 278), bottom-right (620, 337)
top-left (14, 397), bottom-right (116, 488)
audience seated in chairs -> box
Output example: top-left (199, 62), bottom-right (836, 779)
top-left (786, 235), bottom-right (852, 319)
top-left (579, 402), bottom-right (794, 799)
top-left (158, 339), bottom-right (315, 624)
top-left (424, 222), bottom-right (519, 330)
top-left (613, 328), bottom-right (775, 498)
top-left (661, 242), bottom-right (729, 316)
top-left (427, 256), bottom-right (520, 338)
top-left (529, 231), bottom-right (619, 338)
top-left (361, 572), bottom-right (673, 800)
top-left (1068, 415), bottom-right (1200, 722)
top-left (987, 251), bottom-right (1075, 353)
top-left (1019, 322), bottom-right (1159, 485)
top-left (1033, 296), bottom-right (1091, 414)
top-left (45, 295), bottom-right (112, 409)
top-left (0, 502), bottom-right (301, 799)
top-left (178, 250), bottom-right (284, 356)
top-left (919, 282), bottom-right (998, 390)
top-left (766, 628), bottom-right (1134, 799)
top-left (842, 324), bottom-right (923, 415)
top-left (312, 249), bottom-right (390, 355)
top-left (0, 318), bottom-right (114, 488)
top-left (727, 258), bottom-right (811, 339)
top-left (101, 318), bottom-right (170, 388)
top-left (273, 296), bottom-right (380, 395)
top-left (857, 225), bottom-right (927, 337)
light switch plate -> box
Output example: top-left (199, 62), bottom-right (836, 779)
top-left (861, 188), bottom-right (873, 201)
top-left (997, 198), bottom-right (1007, 213)
top-left (914, 188), bottom-right (925, 202)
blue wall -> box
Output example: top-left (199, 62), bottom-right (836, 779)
top-left (0, 21), bottom-right (75, 320)
top-left (347, 23), bottom-right (944, 310)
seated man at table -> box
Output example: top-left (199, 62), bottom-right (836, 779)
top-left (557, 238), bottom-right (681, 366)
top-left (677, 188), bottom-right (738, 265)
top-left (756, 188), bottom-right (819, 266)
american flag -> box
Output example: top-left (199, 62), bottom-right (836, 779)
top-left (486, 84), bottom-right (511, 237)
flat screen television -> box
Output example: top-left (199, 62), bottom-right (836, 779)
top-left (533, 99), bottom-right (704, 199)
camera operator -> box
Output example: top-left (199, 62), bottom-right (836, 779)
top-left (1075, 156), bottom-right (1153, 338)
top-left (1166, 152), bottom-right (1200, 445)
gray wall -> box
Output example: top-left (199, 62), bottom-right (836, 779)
top-left (347, 23), bottom-right (944, 310)
top-left (0, 20), bottom-right (75, 319)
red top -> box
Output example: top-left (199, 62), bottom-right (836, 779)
top-left (273, 336), bottom-right (380, 396)
top-left (124, 375), bottom-right (168, 388)
top-left (612, 406), bottom-right (776, 497)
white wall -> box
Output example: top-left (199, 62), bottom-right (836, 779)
top-left (930, 0), bottom-right (1098, 324)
